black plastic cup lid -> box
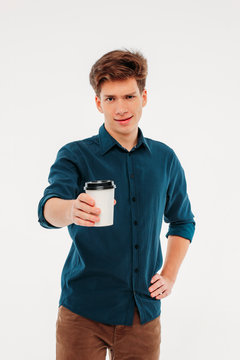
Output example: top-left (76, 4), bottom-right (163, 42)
top-left (84, 180), bottom-right (116, 191)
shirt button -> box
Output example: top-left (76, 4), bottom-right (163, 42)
top-left (135, 244), bottom-right (139, 249)
top-left (134, 268), bottom-right (139, 273)
top-left (132, 196), bottom-right (136, 202)
top-left (134, 220), bottom-right (138, 225)
top-left (130, 174), bottom-right (134, 178)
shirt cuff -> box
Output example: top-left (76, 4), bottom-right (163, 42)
top-left (165, 222), bottom-right (195, 242)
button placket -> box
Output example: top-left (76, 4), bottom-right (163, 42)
top-left (126, 152), bottom-right (139, 293)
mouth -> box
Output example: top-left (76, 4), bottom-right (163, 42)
top-left (114, 115), bottom-right (133, 123)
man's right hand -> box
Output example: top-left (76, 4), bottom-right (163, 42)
top-left (71, 193), bottom-right (117, 227)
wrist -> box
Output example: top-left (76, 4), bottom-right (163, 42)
top-left (66, 200), bottom-right (75, 225)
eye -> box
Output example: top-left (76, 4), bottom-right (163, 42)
top-left (106, 97), bottom-right (114, 102)
top-left (127, 96), bottom-right (135, 99)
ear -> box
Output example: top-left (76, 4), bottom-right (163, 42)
top-left (142, 89), bottom-right (147, 107)
top-left (95, 95), bottom-right (104, 113)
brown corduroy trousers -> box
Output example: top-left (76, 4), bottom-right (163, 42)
top-left (56, 304), bottom-right (161, 360)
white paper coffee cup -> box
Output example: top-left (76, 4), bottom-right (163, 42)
top-left (83, 180), bottom-right (116, 227)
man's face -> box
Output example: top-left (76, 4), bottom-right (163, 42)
top-left (95, 77), bottom-right (147, 137)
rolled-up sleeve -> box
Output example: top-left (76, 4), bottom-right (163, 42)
top-left (38, 144), bottom-right (81, 229)
top-left (164, 150), bottom-right (196, 242)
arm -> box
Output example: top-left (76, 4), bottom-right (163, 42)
top-left (38, 144), bottom-right (116, 229)
top-left (38, 144), bottom-right (80, 229)
top-left (160, 235), bottom-right (190, 283)
top-left (149, 150), bottom-right (195, 299)
top-left (43, 195), bottom-right (116, 228)
top-left (148, 235), bottom-right (190, 299)
top-left (43, 198), bottom-right (75, 228)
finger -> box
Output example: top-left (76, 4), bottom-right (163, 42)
top-left (74, 216), bottom-right (96, 227)
top-left (156, 290), bottom-right (170, 300)
top-left (150, 273), bottom-right (161, 284)
top-left (149, 279), bottom-right (163, 292)
top-left (76, 200), bottom-right (101, 215)
top-left (74, 209), bottom-right (100, 223)
top-left (150, 284), bottom-right (167, 298)
top-left (149, 280), bottom-right (165, 293)
top-left (78, 193), bottom-right (96, 206)
top-left (114, 199), bottom-right (116, 205)
top-left (150, 277), bottom-right (164, 290)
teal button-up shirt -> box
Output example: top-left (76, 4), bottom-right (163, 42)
top-left (38, 122), bottom-right (195, 325)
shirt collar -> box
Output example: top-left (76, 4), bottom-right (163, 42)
top-left (98, 122), bottom-right (151, 155)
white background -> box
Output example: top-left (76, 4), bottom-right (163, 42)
top-left (0, 1), bottom-right (239, 359)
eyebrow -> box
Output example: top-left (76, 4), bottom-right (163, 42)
top-left (103, 91), bottom-right (137, 98)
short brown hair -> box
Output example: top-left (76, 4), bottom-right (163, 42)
top-left (89, 48), bottom-right (148, 97)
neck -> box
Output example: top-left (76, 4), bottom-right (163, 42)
top-left (105, 123), bottom-right (138, 152)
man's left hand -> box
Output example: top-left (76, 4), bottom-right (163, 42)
top-left (148, 273), bottom-right (175, 300)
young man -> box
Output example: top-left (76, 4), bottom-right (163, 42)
top-left (38, 49), bottom-right (195, 360)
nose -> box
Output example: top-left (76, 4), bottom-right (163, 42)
top-left (114, 99), bottom-right (128, 116)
